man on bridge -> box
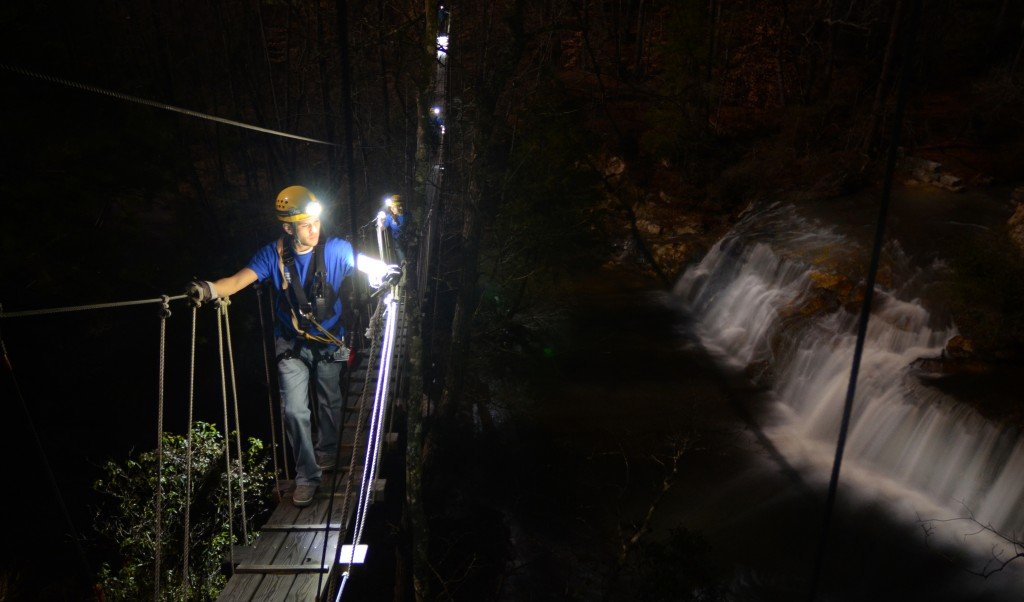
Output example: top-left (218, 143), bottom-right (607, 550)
top-left (187, 185), bottom-right (393, 507)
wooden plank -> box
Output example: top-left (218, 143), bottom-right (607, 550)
top-left (287, 488), bottom-right (364, 600)
top-left (228, 545), bottom-right (257, 565)
top-left (287, 531), bottom-right (342, 600)
top-left (217, 503), bottom-right (301, 601)
top-left (260, 523), bottom-right (344, 532)
top-left (233, 564), bottom-right (330, 574)
top-left (250, 496), bottom-right (333, 599)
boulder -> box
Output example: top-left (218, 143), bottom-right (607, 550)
top-left (945, 335), bottom-right (975, 360)
top-left (1009, 202), bottom-right (1024, 255)
top-left (635, 218), bottom-right (661, 235)
top-left (604, 156), bottom-right (626, 178)
top-left (899, 155), bottom-right (965, 192)
top-left (1012, 186), bottom-right (1024, 203)
top-left (938, 173), bottom-right (964, 192)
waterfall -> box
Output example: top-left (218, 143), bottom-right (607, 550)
top-left (676, 203), bottom-right (1024, 545)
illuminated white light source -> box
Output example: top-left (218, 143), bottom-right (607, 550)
top-left (440, 125), bottom-right (446, 135)
top-left (357, 253), bottom-right (398, 288)
top-left (305, 201), bottom-right (323, 218)
top-left (437, 35), bottom-right (449, 50)
top-left (338, 545), bottom-right (368, 564)
top-left (431, 106), bottom-right (442, 116)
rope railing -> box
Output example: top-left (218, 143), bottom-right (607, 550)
top-left (220, 299), bottom-right (251, 545)
top-left (215, 299), bottom-right (238, 569)
top-left (182, 305), bottom-right (198, 592)
top-left (0, 293), bottom-right (189, 318)
top-left (154, 297), bottom-right (171, 600)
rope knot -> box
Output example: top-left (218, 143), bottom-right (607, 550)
top-left (159, 295), bottom-right (172, 319)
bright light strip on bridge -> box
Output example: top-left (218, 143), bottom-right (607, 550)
top-left (337, 291), bottom-right (398, 601)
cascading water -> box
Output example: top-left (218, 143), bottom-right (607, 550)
top-left (676, 203), bottom-right (1024, 552)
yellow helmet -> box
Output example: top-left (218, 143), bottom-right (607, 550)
top-left (385, 194), bottom-right (402, 209)
top-left (275, 185), bottom-right (323, 222)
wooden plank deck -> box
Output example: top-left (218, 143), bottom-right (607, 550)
top-left (216, 470), bottom-right (360, 601)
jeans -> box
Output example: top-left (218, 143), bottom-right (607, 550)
top-left (275, 338), bottom-right (345, 486)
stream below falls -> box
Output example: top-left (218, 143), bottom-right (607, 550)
top-left (666, 194), bottom-right (1024, 600)
top-left (509, 188), bottom-right (1024, 601)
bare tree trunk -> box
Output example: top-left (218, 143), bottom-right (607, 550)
top-left (862, 0), bottom-right (906, 154)
top-left (1012, 18), bottom-right (1024, 77)
top-left (405, 2), bottom-right (440, 599)
top-left (633, 0), bottom-right (647, 77)
top-left (378, 0), bottom-right (393, 178)
top-left (438, 0), bottom-right (527, 423)
top-left (316, 1), bottom-right (339, 193)
top-left (775, 0), bottom-right (789, 107)
top-left (404, 310), bottom-right (430, 602)
top-left (705, 0), bottom-right (721, 129)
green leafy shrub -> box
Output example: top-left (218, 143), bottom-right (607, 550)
top-left (93, 422), bottom-right (274, 601)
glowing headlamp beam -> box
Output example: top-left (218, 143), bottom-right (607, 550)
top-left (305, 201), bottom-right (323, 219)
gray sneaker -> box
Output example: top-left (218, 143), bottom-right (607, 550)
top-left (317, 452), bottom-right (337, 472)
top-left (293, 483), bottom-right (317, 507)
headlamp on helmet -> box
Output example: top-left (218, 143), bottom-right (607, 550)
top-left (275, 185), bottom-right (323, 223)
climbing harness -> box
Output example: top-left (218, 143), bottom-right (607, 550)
top-left (277, 238), bottom-right (348, 348)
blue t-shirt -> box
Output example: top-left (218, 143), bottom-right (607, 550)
top-left (385, 213), bottom-right (405, 240)
top-left (247, 237), bottom-right (355, 341)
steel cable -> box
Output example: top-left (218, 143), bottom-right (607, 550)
top-left (0, 64), bottom-right (337, 146)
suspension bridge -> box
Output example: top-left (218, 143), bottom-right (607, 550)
top-left (0, 230), bottom-right (410, 601)
top-left (0, 5), bottom-right (450, 599)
